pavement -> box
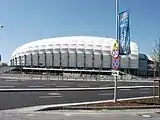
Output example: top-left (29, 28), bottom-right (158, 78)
top-left (1, 109), bottom-right (160, 120)
top-left (0, 87), bottom-right (158, 110)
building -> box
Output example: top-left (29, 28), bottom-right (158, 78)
top-left (10, 36), bottom-right (139, 75)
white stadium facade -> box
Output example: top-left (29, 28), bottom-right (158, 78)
top-left (10, 36), bottom-right (154, 76)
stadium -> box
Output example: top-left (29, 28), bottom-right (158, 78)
top-left (10, 36), bottom-right (153, 77)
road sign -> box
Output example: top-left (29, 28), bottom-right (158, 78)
top-left (112, 49), bottom-right (119, 59)
top-left (112, 70), bottom-right (119, 76)
top-left (112, 40), bottom-right (119, 58)
top-left (112, 58), bottom-right (119, 70)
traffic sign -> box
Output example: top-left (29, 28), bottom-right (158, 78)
top-left (112, 58), bottom-right (119, 70)
top-left (112, 40), bottom-right (119, 58)
top-left (112, 49), bottom-right (119, 59)
top-left (112, 70), bottom-right (119, 76)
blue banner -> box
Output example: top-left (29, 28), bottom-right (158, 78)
top-left (118, 10), bottom-right (131, 55)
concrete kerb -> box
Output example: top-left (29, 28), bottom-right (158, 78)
top-left (38, 96), bottom-right (160, 111)
top-left (0, 86), bottom-right (158, 92)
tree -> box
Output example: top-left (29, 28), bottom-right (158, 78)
top-left (151, 38), bottom-right (160, 77)
top-left (0, 62), bottom-right (8, 67)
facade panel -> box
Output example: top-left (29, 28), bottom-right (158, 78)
top-left (139, 59), bottom-right (147, 76)
top-left (32, 54), bottom-right (38, 67)
top-left (46, 53), bottom-right (52, 67)
top-left (85, 53), bottom-right (93, 68)
top-left (16, 57), bottom-right (20, 66)
top-left (54, 52), bottom-right (60, 67)
top-left (21, 56), bottom-right (25, 66)
top-left (94, 53), bottom-right (101, 68)
top-left (69, 52), bottom-right (76, 68)
top-left (26, 55), bottom-right (31, 66)
top-left (120, 56), bottom-right (129, 68)
top-left (39, 53), bottom-right (45, 67)
top-left (61, 52), bottom-right (68, 67)
top-left (130, 59), bottom-right (139, 69)
top-left (103, 54), bottom-right (111, 68)
top-left (77, 51), bottom-right (84, 68)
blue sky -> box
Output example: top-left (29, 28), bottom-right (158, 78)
top-left (0, 0), bottom-right (159, 63)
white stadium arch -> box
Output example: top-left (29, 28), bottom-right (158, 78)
top-left (10, 36), bottom-right (139, 70)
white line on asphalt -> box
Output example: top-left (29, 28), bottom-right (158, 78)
top-left (98, 93), bottom-right (113, 96)
top-left (56, 86), bottom-right (68, 88)
top-left (140, 91), bottom-right (151, 94)
top-left (119, 89), bottom-right (131, 91)
top-left (38, 96), bottom-right (62, 99)
top-left (140, 88), bottom-right (150, 91)
top-left (5, 80), bottom-right (18, 81)
top-left (48, 93), bottom-right (61, 96)
top-left (0, 86), bottom-right (15, 88)
top-left (9, 96), bottom-right (158, 112)
top-left (28, 86), bottom-right (43, 88)
top-left (0, 86), bottom-right (158, 91)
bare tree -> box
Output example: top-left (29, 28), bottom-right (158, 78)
top-left (151, 38), bottom-right (160, 77)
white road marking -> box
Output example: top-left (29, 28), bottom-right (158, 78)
top-left (48, 92), bottom-right (61, 96)
top-left (5, 80), bottom-right (18, 81)
top-left (98, 93), bottom-right (113, 96)
top-left (0, 86), bottom-right (158, 91)
top-left (119, 89), bottom-right (131, 91)
top-left (56, 86), bottom-right (68, 88)
top-left (0, 86), bottom-right (15, 88)
top-left (38, 96), bottom-right (62, 99)
top-left (140, 88), bottom-right (150, 91)
top-left (142, 114), bottom-right (152, 118)
top-left (140, 91), bottom-right (150, 94)
top-left (28, 86), bottom-right (43, 88)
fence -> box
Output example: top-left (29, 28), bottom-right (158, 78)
top-left (0, 66), bottom-right (154, 82)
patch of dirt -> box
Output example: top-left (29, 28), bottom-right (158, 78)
top-left (86, 98), bottom-right (160, 107)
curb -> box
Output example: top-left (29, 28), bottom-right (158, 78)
top-left (38, 105), bottom-right (160, 111)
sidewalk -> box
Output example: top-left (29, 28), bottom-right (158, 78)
top-left (1, 108), bottom-right (160, 120)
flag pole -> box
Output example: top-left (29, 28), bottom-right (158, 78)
top-left (114, 0), bottom-right (119, 103)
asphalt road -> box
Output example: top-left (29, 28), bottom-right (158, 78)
top-left (0, 78), bottom-right (156, 89)
top-left (0, 87), bottom-right (158, 110)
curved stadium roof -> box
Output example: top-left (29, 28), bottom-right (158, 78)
top-left (11, 36), bottom-right (138, 59)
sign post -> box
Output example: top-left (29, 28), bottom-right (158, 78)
top-left (112, 40), bottom-right (120, 103)
top-left (112, 0), bottom-right (119, 103)
top-left (113, 0), bottom-right (130, 103)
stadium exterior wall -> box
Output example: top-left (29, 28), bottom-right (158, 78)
top-left (10, 36), bottom-right (139, 70)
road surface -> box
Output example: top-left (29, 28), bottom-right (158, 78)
top-left (0, 87), bottom-right (157, 110)
top-left (0, 78), bottom-right (156, 88)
